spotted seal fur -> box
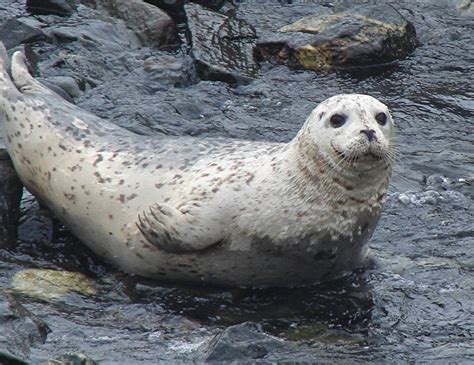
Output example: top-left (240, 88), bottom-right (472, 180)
top-left (0, 44), bottom-right (394, 287)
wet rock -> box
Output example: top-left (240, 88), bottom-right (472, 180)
top-left (0, 290), bottom-right (50, 363)
top-left (26, 0), bottom-right (78, 17)
top-left (143, 54), bottom-right (197, 89)
top-left (254, 4), bottom-right (418, 71)
top-left (81, 0), bottom-right (179, 49)
top-left (41, 353), bottom-right (97, 365)
top-left (202, 322), bottom-right (285, 362)
top-left (184, 3), bottom-right (259, 83)
top-left (0, 149), bottom-right (23, 249)
top-left (37, 78), bottom-right (76, 103)
top-left (0, 18), bottom-right (48, 50)
top-left (41, 76), bottom-right (83, 98)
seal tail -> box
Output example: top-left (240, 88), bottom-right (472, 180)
top-left (10, 49), bottom-right (56, 97)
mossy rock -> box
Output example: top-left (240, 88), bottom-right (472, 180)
top-left (254, 4), bottom-right (418, 71)
top-left (12, 269), bottom-right (96, 301)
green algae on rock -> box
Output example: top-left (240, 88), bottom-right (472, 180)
top-left (12, 269), bottom-right (96, 301)
top-left (254, 5), bottom-right (418, 71)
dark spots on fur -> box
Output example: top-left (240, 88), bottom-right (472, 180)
top-left (127, 193), bottom-right (137, 201)
top-left (319, 111), bottom-right (326, 120)
top-left (108, 214), bottom-right (113, 220)
top-left (142, 163), bottom-right (149, 168)
top-left (118, 194), bottom-right (126, 203)
top-left (52, 167), bottom-right (57, 172)
top-left (349, 196), bottom-right (365, 204)
top-left (155, 164), bottom-right (162, 169)
top-left (109, 232), bottom-right (113, 235)
top-left (93, 154), bottom-right (104, 167)
top-left (58, 143), bottom-right (67, 151)
top-left (174, 174), bottom-right (182, 180)
top-left (245, 173), bottom-right (255, 184)
top-left (155, 183), bottom-right (164, 189)
top-left (164, 197), bottom-right (170, 202)
top-left (212, 188), bottom-right (219, 193)
top-left (332, 176), bottom-right (353, 191)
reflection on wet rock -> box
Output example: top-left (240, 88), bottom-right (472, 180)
top-left (185, 2), bottom-right (259, 83)
top-left (254, 4), bottom-right (418, 71)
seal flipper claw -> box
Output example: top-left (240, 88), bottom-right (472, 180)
top-left (136, 202), bottom-right (222, 254)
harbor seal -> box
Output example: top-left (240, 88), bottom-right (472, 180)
top-left (0, 44), bottom-right (394, 287)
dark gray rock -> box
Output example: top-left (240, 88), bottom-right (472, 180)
top-left (254, 4), bottom-right (419, 71)
top-left (0, 18), bottom-right (48, 50)
top-left (202, 323), bottom-right (285, 362)
top-left (143, 54), bottom-right (197, 89)
top-left (0, 149), bottom-right (23, 249)
top-left (26, 0), bottom-right (78, 17)
top-left (81, 0), bottom-right (179, 49)
top-left (184, 3), bottom-right (259, 83)
top-left (0, 291), bottom-right (50, 363)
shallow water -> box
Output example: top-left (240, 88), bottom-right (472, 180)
top-left (0, 0), bottom-right (473, 363)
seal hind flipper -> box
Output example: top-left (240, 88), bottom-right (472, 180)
top-left (136, 202), bottom-right (223, 254)
top-left (11, 51), bottom-right (56, 96)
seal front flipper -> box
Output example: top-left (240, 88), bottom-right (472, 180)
top-left (136, 202), bottom-right (224, 253)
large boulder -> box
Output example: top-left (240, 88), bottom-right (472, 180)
top-left (254, 4), bottom-right (419, 71)
top-left (0, 18), bottom-right (48, 50)
top-left (184, 3), bottom-right (259, 83)
top-left (81, 0), bottom-right (179, 49)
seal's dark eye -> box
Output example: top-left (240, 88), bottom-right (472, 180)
top-left (375, 112), bottom-right (387, 126)
top-left (330, 114), bottom-right (346, 128)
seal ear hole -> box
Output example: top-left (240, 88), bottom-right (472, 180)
top-left (329, 113), bottom-right (347, 128)
top-left (375, 112), bottom-right (387, 126)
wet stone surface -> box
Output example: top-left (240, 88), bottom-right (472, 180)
top-left (254, 4), bottom-right (419, 71)
top-left (0, 0), bottom-right (473, 363)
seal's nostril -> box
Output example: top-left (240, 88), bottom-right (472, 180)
top-left (360, 129), bottom-right (376, 142)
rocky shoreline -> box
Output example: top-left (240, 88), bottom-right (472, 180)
top-left (0, 0), bottom-right (472, 364)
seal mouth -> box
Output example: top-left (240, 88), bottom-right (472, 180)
top-left (332, 146), bottom-right (384, 162)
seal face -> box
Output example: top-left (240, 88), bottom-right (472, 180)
top-left (0, 44), bottom-right (395, 287)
